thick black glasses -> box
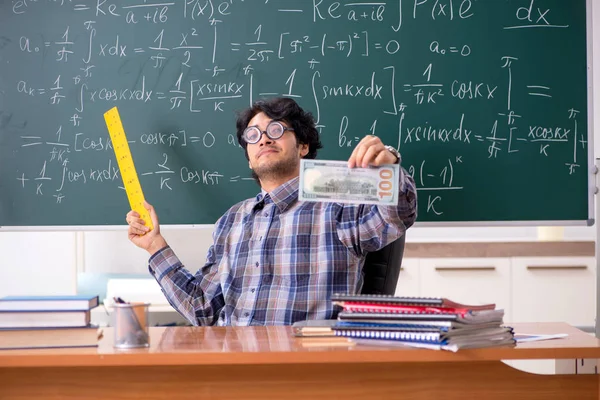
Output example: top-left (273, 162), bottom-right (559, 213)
top-left (242, 121), bottom-right (294, 144)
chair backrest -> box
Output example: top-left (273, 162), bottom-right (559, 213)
top-left (360, 235), bottom-right (406, 295)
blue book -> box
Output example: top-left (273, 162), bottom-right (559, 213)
top-left (0, 295), bottom-right (99, 311)
top-left (334, 328), bottom-right (448, 345)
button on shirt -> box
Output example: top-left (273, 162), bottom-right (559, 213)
top-left (149, 170), bottom-right (417, 326)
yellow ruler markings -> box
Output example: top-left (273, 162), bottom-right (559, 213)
top-left (103, 106), bottom-right (153, 232)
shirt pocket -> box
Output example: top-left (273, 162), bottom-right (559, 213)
top-left (270, 273), bottom-right (312, 312)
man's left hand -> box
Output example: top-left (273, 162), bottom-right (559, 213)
top-left (348, 135), bottom-right (398, 168)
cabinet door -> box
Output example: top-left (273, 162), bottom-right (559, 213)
top-left (511, 257), bottom-right (596, 326)
top-left (395, 258), bottom-right (420, 296)
top-left (419, 258), bottom-right (512, 321)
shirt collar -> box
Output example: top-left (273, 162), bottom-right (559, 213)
top-left (253, 176), bottom-right (299, 213)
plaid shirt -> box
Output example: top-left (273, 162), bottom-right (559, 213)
top-left (149, 168), bottom-right (417, 326)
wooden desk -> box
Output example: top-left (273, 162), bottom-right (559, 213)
top-left (0, 323), bottom-right (599, 400)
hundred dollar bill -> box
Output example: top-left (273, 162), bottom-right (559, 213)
top-left (299, 159), bottom-right (399, 206)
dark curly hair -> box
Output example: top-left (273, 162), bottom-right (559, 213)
top-left (235, 97), bottom-right (322, 160)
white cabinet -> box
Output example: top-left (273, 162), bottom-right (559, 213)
top-left (392, 251), bottom-right (596, 376)
top-left (511, 257), bottom-right (596, 326)
top-left (395, 258), bottom-right (420, 296)
top-left (417, 258), bottom-right (512, 321)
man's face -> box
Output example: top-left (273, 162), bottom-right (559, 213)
top-left (246, 112), bottom-right (308, 180)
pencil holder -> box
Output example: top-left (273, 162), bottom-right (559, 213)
top-left (112, 302), bottom-right (150, 349)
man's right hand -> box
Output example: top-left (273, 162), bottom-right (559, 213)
top-left (126, 201), bottom-right (168, 255)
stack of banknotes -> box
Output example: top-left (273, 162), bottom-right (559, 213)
top-left (299, 160), bottom-right (399, 206)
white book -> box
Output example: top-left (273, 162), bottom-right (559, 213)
top-left (0, 310), bottom-right (91, 328)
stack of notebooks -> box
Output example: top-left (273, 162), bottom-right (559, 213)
top-left (294, 294), bottom-right (515, 352)
top-left (0, 295), bottom-right (102, 350)
top-left (332, 294), bottom-right (515, 351)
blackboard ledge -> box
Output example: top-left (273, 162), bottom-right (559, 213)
top-left (0, 224), bottom-right (216, 231)
top-left (414, 220), bottom-right (594, 227)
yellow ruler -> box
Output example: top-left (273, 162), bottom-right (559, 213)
top-left (103, 106), bottom-right (153, 232)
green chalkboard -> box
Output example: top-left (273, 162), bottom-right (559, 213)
top-left (0, 0), bottom-right (591, 227)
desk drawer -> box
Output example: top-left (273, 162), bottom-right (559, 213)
top-left (419, 257), bottom-right (512, 321)
top-left (511, 257), bottom-right (596, 325)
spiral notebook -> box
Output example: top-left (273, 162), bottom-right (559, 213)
top-left (331, 293), bottom-right (495, 311)
top-left (352, 337), bottom-right (516, 352)
top-left (335, 322), bottom-right (448, 333)
top-left (337, 310), bottom-right (505, 324)
top-left (335, 327), bottom-right (515, 350)
top-left (340, 303), bottom-right (472, 316)
top-left (335, 328), bottom-right (446, 344)
top-left (334, 325), bottom-right (512, 341)
top-left (335, 320), bottom-right (507, 335)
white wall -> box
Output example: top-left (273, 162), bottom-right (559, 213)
top-left (0, 3), bottom-right (597, 296)
top-left (0, 232), bottom-right (78, 295)
top-left (82, 229), bottom-right (214, 275)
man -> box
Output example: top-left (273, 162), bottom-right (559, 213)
top-left (126, 97), bottom-right (417, 326)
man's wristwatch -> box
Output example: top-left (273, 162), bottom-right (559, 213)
top-left (384, 145), bottom-right (401, 164)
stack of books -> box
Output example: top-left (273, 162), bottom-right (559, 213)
top-left (0, 295), bottom-right (102, 350)
top-left (329, 294), bottom-right (515, 351)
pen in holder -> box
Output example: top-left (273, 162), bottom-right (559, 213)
top-left (112, 297), bottom-right (150, 349)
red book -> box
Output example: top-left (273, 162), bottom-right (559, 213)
top-left (342, 303), bottom-right (471, 317)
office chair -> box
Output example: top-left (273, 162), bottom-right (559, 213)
top-left (360, 235), bottom-right (406, 295)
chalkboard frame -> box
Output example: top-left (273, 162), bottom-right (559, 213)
top-left (0, 0), bottom-right (595, 231)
